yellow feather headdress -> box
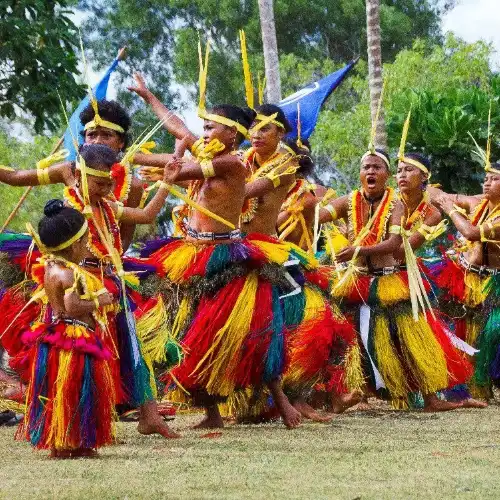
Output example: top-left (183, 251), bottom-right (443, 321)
top-left (469, 102), bottom-right (497, 174)
top-left (197, 38), bottom-right (250, 139)
top-left (397, 107), bottom-right (429, 176)
top-left (361, 82), bottom-right (390, 168)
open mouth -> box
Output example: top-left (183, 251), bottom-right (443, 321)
top-left (366, 177), bottom-right (377, 187)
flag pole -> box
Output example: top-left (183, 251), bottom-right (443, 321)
top-left (0, 46), bottom-right (127, 235)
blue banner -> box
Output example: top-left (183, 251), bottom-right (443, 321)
top-left (279, 60), bottom-right (356, 140)
top-left (63, 57), bottom-right (120, 160)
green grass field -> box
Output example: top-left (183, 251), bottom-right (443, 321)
top-left (0, 405), bottom-right (499, 499)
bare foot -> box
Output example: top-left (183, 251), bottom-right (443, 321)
top-left (274, 395), bottom-right (301, 429)
top-left (192, 415), bottom-right (224, 429)
top-left (138, 419), bottom-right (181, 438)
top-left (71, 448), bottom-right (99, 459)
top-left (49, 449), bottom-right (72, 459)
top-left (293, 400), bottom-right (333, 422)
top-left (460, 398), bottom-right (488, 409)
top-left (331, 391), bottom-right (363, 414)
top-left (354, 400), bottom-right (373, 412)
top-left (423, 397), bottom-right (463, 412)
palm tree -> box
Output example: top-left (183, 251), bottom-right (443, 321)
top-left (366, 0), bottom-right (387, 148)
top-left (257, 0), bottom-right (282, 103)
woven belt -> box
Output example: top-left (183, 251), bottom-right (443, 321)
top-left (366, 265), bottom-right (407, 276)
top-left (187, 226), bottom-right (241, 241)
top-left (458, 254), bottom-right (499, 276)
top-left (51, 317), bottom-right (95, 332)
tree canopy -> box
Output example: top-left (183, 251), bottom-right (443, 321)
top-left (80, 0), bottom-right (452, 108)
top-left (313, 35), bottom-right (500, 194)
top-left (0, 1), bottom-right (84, 133)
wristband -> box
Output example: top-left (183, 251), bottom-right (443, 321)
top-left (159, 181), bottom-right (172, 191)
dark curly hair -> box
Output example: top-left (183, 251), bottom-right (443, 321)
top-left (79, 99), bottom-right (131, 150)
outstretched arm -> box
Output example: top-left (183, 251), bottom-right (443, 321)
top-left (128, 73), bottom-right (198, 147)
top-left (118, 158), bottom-right (182, 224)
top-left (427, 186), bottom-right (480, 213)
top-left (0, 162), bottom-right (71, 187)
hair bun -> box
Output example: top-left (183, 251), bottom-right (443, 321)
top-left (44, 199), bottom-right (65, 217)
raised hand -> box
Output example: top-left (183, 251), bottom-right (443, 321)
top-left (128, 72), bottom-right (151, 100)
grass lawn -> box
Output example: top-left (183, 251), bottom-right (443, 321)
top-left (0, 405), bottom-right (499, 499)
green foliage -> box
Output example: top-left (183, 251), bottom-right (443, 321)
top-left (0, 1), bottom-right (84, 133)
top-left (0, 131), bottom-right (61, 232)
top-left (313, 35), bottom-right (499, 194)
top-left (79, 0), bottom-right (447, 112)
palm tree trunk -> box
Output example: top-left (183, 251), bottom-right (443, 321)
top-left (366, 0), bottom-right (387, 149)
top-left (257, 0), bottom-right (282, 103)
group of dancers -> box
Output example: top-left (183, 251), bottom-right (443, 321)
top-left (0, 44), bottom-right (499, 459)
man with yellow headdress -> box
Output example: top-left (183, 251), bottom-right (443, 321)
top-left (317, 112), bottom-right (473, 411)
top-left (430, 116), bottom-right (500, 402)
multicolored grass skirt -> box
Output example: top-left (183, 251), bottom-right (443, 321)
top-left (330, 268), bottom-right (473, 406)
top-left (19, 320), bottom-right (116, 451)
top-left (140, 233), bottom-right (354, 405)
top-left (431, 255), bottom-right (500, 396)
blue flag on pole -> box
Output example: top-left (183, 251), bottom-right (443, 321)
top-left (279, 60), bottom-right (357, 141)
top-left (63, 57), bottom-right (121, 160)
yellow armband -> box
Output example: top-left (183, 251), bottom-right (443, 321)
top-left (190, 138), bottom-right (204, 158)
top-left (389, 225), bottom-right (401, 235)
top-left (115, 202), bottom-right (124, 221)
top-left (323, 204), bottom-right (337, 220)
top-left (37, 168), bottom-right (51, 185)
top-left (159, 181), bottom-right (172, 191)
top-left (200, 159), bottom-right (216, 178)
top-left (449, 204), bottom-right (467, 218)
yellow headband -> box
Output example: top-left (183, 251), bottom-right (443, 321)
top-left (486, 165), bottom-right (500, 175)
top-left (84, 115), bottom-right (125, 134)
top-left (361, 150), bottom-right (390, 169)
top-left (27, 220), bottom-right (88, 253)
top-left (249, 113), bottom-right (284, 135)
top-left (76, 162), bottom-right (112, 179)
top-left (198, 108), bottom-right (250, 139)
top-left (398, 156), bottom-right (429, 176)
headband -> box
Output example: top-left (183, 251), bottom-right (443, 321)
top-left (76, 162), bottom-right (112, 179)
top-left (84, 116), bottom-right (125, 134)
top-left (198, 108), bottom-right (250, 139)
top-left (361, 150), bottom-right (391, 169)
top-left (27, 220), bottom-right (88, 253)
